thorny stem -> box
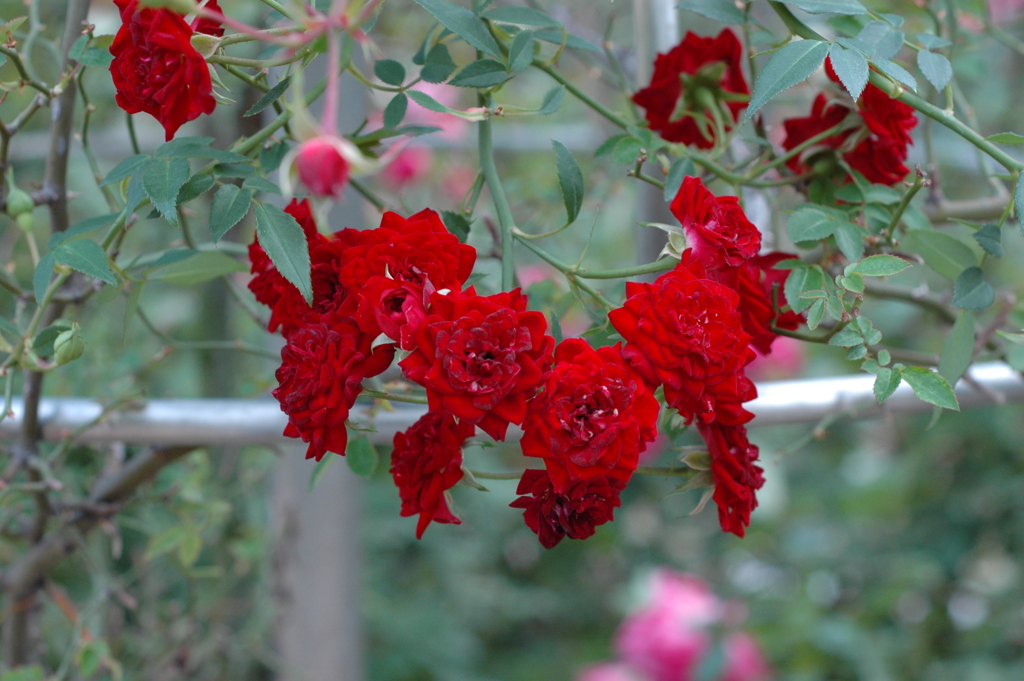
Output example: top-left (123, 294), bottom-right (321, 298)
top-left (512, 235), bottom-right (617, 310)
top-left (535, 61), bottom-right (630, 129)
top-left (360, 389), bottom-right (429, 405)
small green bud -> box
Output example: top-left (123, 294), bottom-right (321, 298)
top-left (15, 211), bottom-right (33, 233)
top-left (53, 323), bottom-right (85, 366)
top-left (5, 167), bottom-right (35, 227)
top-left (190, 33), bottom-right (221, 59)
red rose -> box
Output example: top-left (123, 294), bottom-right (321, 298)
top-left (110, 0), bottom-right (218, 141)
top-left (697, 422), bottom-right (764, 537)
top-left (510, 469), bottom-right (625, 549)
top-left (390, 411), bottom-right (476, 538)
top-left (608, 252), bottom-right (756, 426)
top-left (399, 289), bottom-right (554, 441)
top-left (294, 138), bottom-right (351, 199)
top-left (711, 252), bottom-right (803, 355)
top-left (272, 313), bottom-right (394, 461)
top-left (521, 339), bottom-right (659, 493)
top-left (632, 30), bottom-right (749, 149)
top-left (670, 176), bottom-right (761, 270)
top-left (357, 276), bottom-right (429, 350)
top-left (339, 209), bottom-right (476, 294)
top-left (783, 61), bottom-right (917, 186)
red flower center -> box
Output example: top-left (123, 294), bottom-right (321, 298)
top-left (554, 380), bottom-right (631, 457)
top-left (435, 308), bottom-right (532, 404)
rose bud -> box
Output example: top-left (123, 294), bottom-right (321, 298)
top-left (294, 137), bottom-right (351, 199)
top-left (54, 323), bottom-right (86, 366)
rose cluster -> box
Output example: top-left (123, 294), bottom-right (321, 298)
top-left (782, 58), bottom-right (918, 187)
top-left (607, 176), bottom-right (800, 537)
top-left (250, 174), bottom-right (796, 545)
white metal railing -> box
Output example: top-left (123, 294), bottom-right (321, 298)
top-left (2, 362), bottom-right (1022, 446)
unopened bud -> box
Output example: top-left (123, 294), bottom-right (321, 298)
top-left (190, 33), bottom-right (221, 59)
top-left (295, 138), bottom-right (350, 199)
top-left (53, 322), bottom-right (85, 366)
top-left (5, 168), bottom-right (34, 229)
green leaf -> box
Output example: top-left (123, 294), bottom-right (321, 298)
top-left (142, 158), bottom-right (190, 226)
top-left (952, 266), bottom-right (995, 311)
top-left (253, 202), bottom-right (312, 304)
top-left (873, 366), bottom-right (901, 402)
top-left (787, 207), bottom-right (839, 242)
top-left (973, 223), bottom-right (1003, 257)
top-left (244, 76), bottom-right (291, 117)
top-left (552, 140), bottom-right (584, 225)
top-left (176, 173), bottom-right (215, 204)
top-left (508, 29), bottom-right (536, 73)
top-left (346, 436), bottom-right (378, 477)
top-left (34, 253), bottom-right (55, 304)
top-left (611, 136), bottom-right (644, 165)
top-left (209, 185), bottom-right (253, 242)
top-left (916, 33), bottom-right (950, 49)
top-left (828, 43), bottom-right (868, 100)
top-left (309, 454), bottom-right (335, 492)
top-left (420, 44), bottom-right (457, 83)
top-left (151, 251), bottom-right (247, 285)
top-left (178, 525), bottom-right (202, 568)
top-left (746, 40), bottom-right (830, 120)
top-left (145, 524), bottom-right (188, 560)
top-left (535, 85), bottom-right (565, 115)
top-left (76, 640), bottom-right (107, 679)
top-left (33, 322), bottom-right (70, 356)
top-left (901, 366), bottom-right (959, 410)
top-left (664, 157), bottom-right (696, 202)
top-left (383, 93), bottom-right (408, 130)
top-left (986, 131), bottom-right (1024, 145)
top-left (939, 311), bottom-right (975, 385)
top-left (677, 0), bottom-right (744, 24)
top-left (411, 0), bottom-right (501, 58)
top-left (549, 309), bottom-right (564, 344)
top-left (374, 59), bottom-right (406, 86)
top-left (408, 89), bottom-right (471, 117)
top-left (242, 176), bottom-right (282, 195)
top-left (786, 265), bottom-right (824, 313)
top-left (917, 50), bottom-right (951, 91)
top-left (50, 213), bottom-right (120, 248)
top-left (862, 184), bottom-right (902, 205)
top-left (872, 57), bottom-right (917, 91)
top-left (483, 6), bottom-right (561, 26)
top-left (850, 254), bottom-right (911, 276)
top-left (54, 240), bottom-right (117, 286)
top-left (828, 328), bottom-right (864, 347)
top-left (213, 162), bottom-right (257, 179)
top-left (79, 46), bottom-right (114, 67)
top-left (533, 29), bottom-right (602, 53)
top-left (785, 0), bottom-right (867, 14)
top-left (259, 141), bottom-right (290, 173)
top-left (101, 154), bottom-right (149, 186)
top-left (902, 230), bottom-right (977, 279)
top-left (449, 59), bottom-right (509, 88)
top-left (832, 221), bottom-right (865, 261)
top-left (156, 136), bottom-right (249, 164)
top-left (440, 210), bottom-right (471, 242)
top-left (1016, 173), bottom-right (1024, 236)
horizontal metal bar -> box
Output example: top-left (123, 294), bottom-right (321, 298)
top-left (0, 362), bottom-right (1021, 446)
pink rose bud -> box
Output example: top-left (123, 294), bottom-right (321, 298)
top-left (295, 138), bottom-right (350, 199)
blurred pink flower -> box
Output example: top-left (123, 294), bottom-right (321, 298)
top-left (381, 146), bottom-right (433, 188)
top-left (615, 572), bottom-right (718, 681)
top-left (602, 570), bottom-right (771, 681)
top-left (442, 164), bottom-right (479, 203)
top-left (722, 633), bottom-right (772, 681)
top-left (744, 336), bottom-right (805, 382)
top-left (987, 0), bottom-right (1024, 25)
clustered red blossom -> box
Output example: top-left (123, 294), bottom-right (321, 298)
top-left (244, 30), bottom-right (817, 546)
top-left (781, 58), bottom-right (918, 186)
top-left (109, 0), bottom-right (222, 141)
top-left (250, 182), bottom-right (798, 542)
